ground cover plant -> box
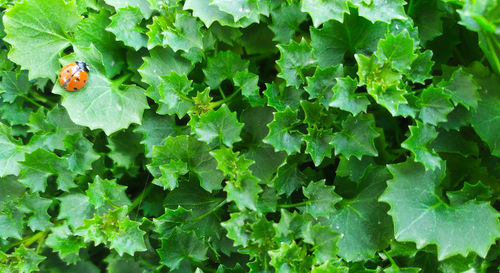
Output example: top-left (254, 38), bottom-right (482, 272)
top-left (0, 0), bottom-right (500, 272)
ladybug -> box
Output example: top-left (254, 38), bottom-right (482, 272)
top-left (59, 61), bottom-right (90, 91)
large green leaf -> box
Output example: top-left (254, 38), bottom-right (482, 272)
top-left (380, 160), bottom-right (500, 260)
top-left (3, 0), bottom-right (80, 81)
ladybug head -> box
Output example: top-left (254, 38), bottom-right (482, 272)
top-left (76, 61), bottom-right (90, 72)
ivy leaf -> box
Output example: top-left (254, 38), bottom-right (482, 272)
top-left (133, 110), bottom-right (178, 158)
top-left (304, 65), bottom-right (343, 109)
top-left (184, 0), bottom-right (255, 28)
top-left (19, 148), bottom-right (76, 192)
top-left (264, 108), bottom-right (304, 155)
top-left (303, 180), bottom-right (341, 218)
top-left (329, 167), bottom-right (393, 261)
top-left (109, 217), bottom-right (147, 256)
top-left (157, 228), bottom-right (208, 270)
top-left (276, 39), bottom-right (316, 88)
top-left (211, 0), bottom-right (270, 23)
top-left (103, 0), bottom-right (153, 18)
top-left (211, 147), bottom-right (254, 180)
top-left (53, 70), bottom-right (149, 135)
top-left (192, 104), bottom-right (244, 147)
top-left (380, 160), bottom-right (500, 260)
top-left (57, 193), bottom-right (95, 229)
top-left (331, 113), bottom-right (379, 160)
top-left (106, 6), bottom-right (147, 51)
top-left (407, 50), bottom-right (434, 84)
top-left (225, 174), bottom-right (262, 211)
top-left (375, 32), bottom-right (418, 73)
top-left (45, 224), bottom-right (86, 264)
top-left (18, 193), bottom-right (52, 231)
top-left (353, 0), bottom-right (407, 24)
top-left (0, 71), bottom-right (30, 103)
top-left (0, 203), bottom-right (23, 240)
top-left (272, 161), bottom-right (306, 197)
top-left (302, 224), bottom-right (341, 264)
top-left (330, 76), bottom-right (370, 116)
top-left (13, 245), bottom-right (45, 273)
top-left (107, 129), bottom-right (143, 169)
top-left (0, 124), bottom-right (30, 177)
top-left (269, 2), bottom-right (307, 44)
top-left (156, 160), bottom-right (189, 190)
top-left (63, 133), bottom-right (100, 174)
top-left (418, 86), bottom-right (454, 126)
top-left (85, 176), bottom-right (131, 212)
top-left (203, 51), bottom-right (249, 88)
top-left (303, 127), bottom-right (335, 167)
top-left (443, 68), bottom-right (480, 110)
top-left (269, 241), bottom-right (311, 273)
top-left (300, 0), bottom-right (349, 27)
top-left (233, 71), bottom-right (265, 107)
top-left (157, 72), bottom-right (194, 118)
top-left (3, 0), bottom-right (80, 81)
top-left (401, 122), bottom-right (442, 171)
top-left (139, 46), bottom-right (193, 102)
top-left (310, 10), bottom-right (386, 68)
top-left (263, 82), bottom-right (303, 111)
top-left (149, 135), bottom-right (224, 192)
top-left (163, 12), bottom-right (204, 52)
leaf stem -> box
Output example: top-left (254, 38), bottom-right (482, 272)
top-left (278, 201), bottom-right (308, 208)
top-left (113, 73), bottom-right (134, 87)
top-left (209, 87), bottom-right (241, 109)
top-left (128, 183), bottom-right (154, 214)
top-left (2, 231), bottom-right (48, 251)
top-left (30, 91), bottom-right (56, 108)
top-left (218, 86), bottom-right (226, 99)
top-left (21, 94), bottom-right (42, 108)
top-left (188, 199), bottom-right (227, 222)
top-left (383, 250), bottom-right (398, 268)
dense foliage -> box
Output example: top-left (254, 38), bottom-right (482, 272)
top-left (0, 0), bottom-right (500, 272)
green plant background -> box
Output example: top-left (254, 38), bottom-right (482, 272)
top-left (0, 0), bottom-right (500, 272)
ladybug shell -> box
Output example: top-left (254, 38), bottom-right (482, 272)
top-left (59, 61), bottom-right (89, 91)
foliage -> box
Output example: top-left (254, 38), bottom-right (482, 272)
top-left (1, 0), bottom-right (500, 272)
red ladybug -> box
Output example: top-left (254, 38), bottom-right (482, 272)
top-left (59, 61), bottom-right (90, 91)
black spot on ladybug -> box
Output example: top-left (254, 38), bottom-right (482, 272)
top-left (66, 70), bottom-right (69, 73)
top-left (84, 80), bottom-right (86, 83)
top-left (75, 78), bottom-right (80, 81)
top-left (74, 87), bottom-right (78, 90)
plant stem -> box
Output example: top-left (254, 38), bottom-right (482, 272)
top-left (278, 201), bottom-right (308, 208)
top-left (30, 91), bottom-right (56, 108)
top-left (113, 73), bottom-right (133, 87)
top-left (21, 95), bottom-right (42, 108)
top-left (209, 88), bottom-right (241, 109)
top-left (128, 183), bottom-right (154, 214)
top-left (218, 86), bottom-right (226, 99)
top-left (188, 199), bottom-right (227, 222)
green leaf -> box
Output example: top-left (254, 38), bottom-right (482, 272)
top-left (192, 104), bottom-right (244, 147)
top-left (0, 71), bottom-right (30, 103)
top-left (380, 160), bottom-right (500, 260)
top-left (18, 193), bottom-right (52, 231)
top-left (0, 203), bottom-right (23, 240)
top-left (45, 224), bottom-right (86, 264)
top-left (401, 122), bottom-right (442, 171)
top-left (264, 108), bottom-right (304, 155)
top-left (302, 223), bottom-right (341, 264)
top-left (133, 110), bottom-right (177, 157)
top-left (303, 180), bottom-right (341, 218)
top-left (233, 71), bottom-right (265, 107)
top-left (203, 51), bottom-right (249, 88)
top-left (269, 2), bottom-right (307, 44)
top-left (104, 0), bottom-right (152, 18)
top-left (330, 76), bottom-right (370, 116)
top-left (268, 241), bottom-right (311, 273)
top-left (149, 135), bottom-right (224, 192)
top-left (157, 228), bottom-right (208, 270)
top-left (303, 127), bottom-right (335, 167)
top-left (58, 193), bottom-right (95, 229)
top-left (304, 65), bottom-right (343, 109)
top-left (109, 217), bottom-right (147, 256)
top-left (418, 86), bottom-right (454, 126)
top-left (157, 72), bottom-right (194, 118)
top-left (86, 176), bottom-right (131, 212)
top-left (353, 0), bottom-right (407, 24)
top-left (310, 10), bottom-right (386, 68)
top-left (407, 50), bottom-right (434, 84)
top-left (106, 6), bottom-right (147, 51)
top-left (0, 124), bottom-right (30, 177)
top-left (263, 82), bottom-right (303, 111)
top-left (331, 113), bottom-right (379, 160)
top-left (211, 147), bottom-right (254, 180)
top-left (276, 39), bottom-right (316, 88)
top-left (13, 245), bottom-right (45, 273)
top-left (329, 167), bottom-right (393, 261)
top-left (139, 46), bottom-right (193, 102)
top-left (3, 0), bottom-right (80, 81)
top-left (375, 32), bottom-right (418, 73)
top-left (443, 68), bottom-right (480, 110)
top-left (221, 211), bottom-right (256, 247)
top-left (272, 162), bottom-right (306, 197)
top-left (211, 0), bottom-right (270, 23)
top-left (107, 129), bottom-right (143, 168)
top-left (163, 12), bottom-right (204, 52)
top-left (156, 160), bottom-right (189, 190)
top-left (53, 71), bottom-right (149, 135)
top-left (447, 182), bottom-right (491, 206)
top-left (225, 174), bottom-right (262, 211)
top-left (301, 0), bottom-right (349, 27)
top-left (183, 0), bottom-right (255, 28)
top-left (19, 148), bottom-right (76, 192)
top-left (63, 133), bottom-right (100, 174)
